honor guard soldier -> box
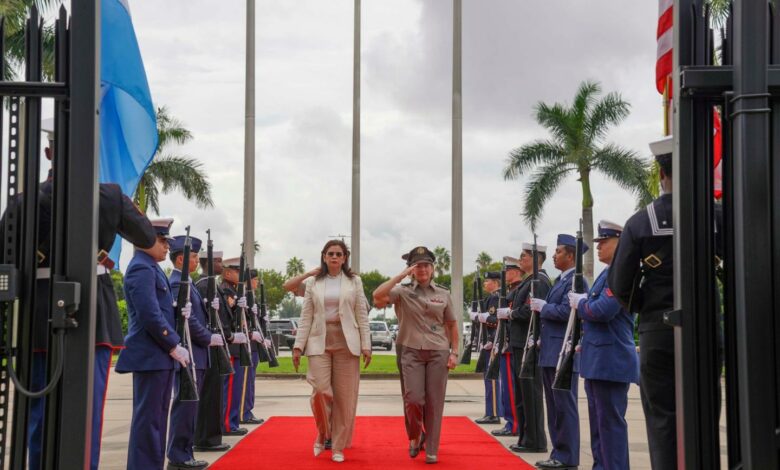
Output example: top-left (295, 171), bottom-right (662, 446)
top-left (531, 234), bottom-right (589, 470)
top-left (0, 125), bottom-right (157, 470)
top-left (473, 272), bottom-right (501, 425)
top-left (608, 136), bottom-right (675, 470)
top-left (492, 257), bottom-right (524, 438)
top-left (509, 243), bottom-right (551, 454)
top-left (116, 218), bottom-right (191, 470)
top-left (219, 258), bottom-right (251, 436)
top-left (570, 221), bottom-right (639, 470)
top-left (240, 268), bottom-right (266, 425)
top-left (193, 249), bottom-right (234, 452)
top-left (167, 236), bottom-right (220, 470)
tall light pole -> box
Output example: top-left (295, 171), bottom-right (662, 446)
top-left (350, 0), bottom-right (361, 272)
top-left (243, 0), bottom-right (256, 267)
top-left (452, 0), bottom-right (464, 325)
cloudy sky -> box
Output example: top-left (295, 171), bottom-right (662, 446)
top-left (111, 0), bottom-right (661, 275)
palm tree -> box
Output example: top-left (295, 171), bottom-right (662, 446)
top-left (503, 80), bottom-right (652, 281)
top-left (475, 252), bottom-right (492, 271)
top-left (2, 1), bottom-right (57, 81)
top-left (134, 106), bottom-right (213, 214)
top-left (432, 246), bottom-right (451, 278)
top-left (285, 257), bottom-right (305, 279)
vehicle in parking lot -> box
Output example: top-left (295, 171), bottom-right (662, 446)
top-left (369, 321), bottom-right (393, 351)
top-left (389, 324), bottom-right (399, 341)
top-left (269, 318), bottom-right (298, 349)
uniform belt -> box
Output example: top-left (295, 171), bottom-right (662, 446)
top-left (36, 265), bottom-right (110, 279)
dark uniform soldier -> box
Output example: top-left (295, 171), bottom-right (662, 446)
top-left (473, 272), bottom-right (500, 425)
top-left (193, 249), bottom-right (235, 452)
top-left (239, 269), bottom-right (267, 425)
top-left (531, 234), bottom-right (589, 470)
top-left (167, 236), bottom-right (219, 470)
top-left (0, 128), bottom-right (157, 470)
top-left (608, 136), bottom-right (676, 470)
top-left (492, 257), bottom-right (524, 438)
top-left (508, 243), bottom-right (550, 454)
top-left (571, 221), bottom-right (639, 470)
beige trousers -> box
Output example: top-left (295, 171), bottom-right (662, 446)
top-left (399, 347), bottom-right (450, 455)
top-left (307, 322), bottom-right (360, 452)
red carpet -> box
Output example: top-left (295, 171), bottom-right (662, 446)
top-left (210, 416), bottom-right (534, 469)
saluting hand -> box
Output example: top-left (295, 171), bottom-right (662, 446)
top-left (307, 267), bottom-right (321, 277)
top-left (362, 349), bottom-right (372, 369)
top-left (398, 264), bottom-right (416, 279)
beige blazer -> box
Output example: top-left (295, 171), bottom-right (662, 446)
top-left (293, 274), bottom-right (371, 357)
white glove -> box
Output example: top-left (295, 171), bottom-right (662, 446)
top-left (478, 313), bottom-right (489, 323)
top-left (232, 332), bottom-right (248, 344)
top-left (483, 341), bottom-right (493, 351)
top-left (181, 302), bottom-right (192, 319)
top-left (568, 292), bottom-right (588, 309)
top-left (530, 298), bottom-right (547, 312)
top-left (469, 310), bottom-right (478, 321)
top-left (263, 317), bottom-right (270, 327)
top-left (264, 338), bottom-right (272, 348)
top-left (210, 297), bottom-right (220, 311)
top-left (169, 345), bottom-right (190, 367)
top-left (237, 296), bottom-right (248, 309)
top-left (251, 304), bottom-right (259, 316)
top-left (209, 334), bottom-right (224, 347)
top-left (251, 331), bottom-right (262, 342)
top-left (497, 307), bottom-right (511, 320)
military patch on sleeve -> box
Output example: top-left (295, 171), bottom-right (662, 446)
top-left (606, 288), bottom-right (614, 297)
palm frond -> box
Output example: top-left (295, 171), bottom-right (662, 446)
top-left (522, 162), bottom-right (573, 231)
top-left (156, 106), bottom-right (193, 149)
top-left (585, 92), bottom-right (631, 144)
top-left (591, 144), bottom-right (654, 205)
top-left (535, 102), bottom-right (576, 148)
top-left (145, 155), bottom-right (214, 209)
top-left (503, 140), bottom-right (567, 180)
top-left (571, 80), bottom-right (601, 140)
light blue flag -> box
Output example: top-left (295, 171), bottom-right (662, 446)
top-left (99, 0), bottom-right (158, 265)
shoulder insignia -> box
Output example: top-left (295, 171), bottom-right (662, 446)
top-left (647, 202), bottom-right (674, 237)
top-left (433, 282), bottom-right (450, 291)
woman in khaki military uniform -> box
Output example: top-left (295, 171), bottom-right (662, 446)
top-left (373, 246), bottom-right (459, 465)
top-left (292, 240), bottom-right (372, 463)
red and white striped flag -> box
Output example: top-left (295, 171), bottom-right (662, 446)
top-left (656, 0), bottom-right (674, 94)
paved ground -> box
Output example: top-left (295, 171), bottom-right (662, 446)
top-left (97, 368), bottom-right (729, 469)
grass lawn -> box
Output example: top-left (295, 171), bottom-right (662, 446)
top-left (256, 354), bottom-right (478, 375)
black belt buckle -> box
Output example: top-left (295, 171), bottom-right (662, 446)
top-left (644, 254), bottom-right (662, 269)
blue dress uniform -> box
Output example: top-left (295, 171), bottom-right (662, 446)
top-left (537, 234), bottom-right (589, 469)
top-left (166, 235), bottom-right (213, 469)
top-left (115, 219), bottom-right (181, 470)
top-left (476, 286), bottom-right (500, 422)
top-left (576, 252), bottom-right (639, 470)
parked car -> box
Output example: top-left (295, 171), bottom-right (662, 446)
top-left (389, 324), bottom-right (399, 341)
top-left (369, 321), bottom-right (393, 351)
top-left (269, 318), bottom-right (298, 349)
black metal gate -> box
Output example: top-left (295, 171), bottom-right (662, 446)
top-left (0, 1), bottom-right (100, 469)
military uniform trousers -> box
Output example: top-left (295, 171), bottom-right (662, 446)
top-left (512, 346), bottom-right (546, 449)
top-left (307, 322), bottom-right (361, 452)
top-left (584, 379), bottom-right (630, 470)
top-left (639, 329), bottom-right (676, 470)
top-left (195, 361), bottom-right (227, 447)
top-left (127, 370), bottom-right (175, 470)
top-left (498, 351), bottom-right (520, 434)
top-left (395, 344), bottom-right (412, 436)
top-left (241, 349), bottom-right (260, 421)
top-left (541, 366), bottom-right (580, 466)
top-left (223, 354), bottom-right (248, 432)
top-left (167, 368), bottom-right (207, 463)
top-left (482, 350), bottom-right (499, 417)
top-left (399, 347), bottom-right (450, 456)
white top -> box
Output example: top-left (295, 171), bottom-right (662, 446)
top-left (323, 274), bottom-right (341, 322)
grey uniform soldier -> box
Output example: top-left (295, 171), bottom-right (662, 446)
top-left (373, 246), bottom-right (459, 465)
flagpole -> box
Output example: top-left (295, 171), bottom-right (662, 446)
top-left (351, 0), bottom-right (361, 273)
top-left (243, 0), bottom-right (256, 268)
top-left (452, 0), bottom-right (464, 331)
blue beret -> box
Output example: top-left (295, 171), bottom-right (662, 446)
top-left (169, 235), bottom-right (202, 255)
top-left (557, 233), bottom-right (589, 253)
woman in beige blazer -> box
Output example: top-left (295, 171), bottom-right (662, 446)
top-left (292, 239), bottom-right (371, 463)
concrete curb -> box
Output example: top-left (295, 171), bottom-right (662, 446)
top-left (257, 372), bottom-right (483, 380)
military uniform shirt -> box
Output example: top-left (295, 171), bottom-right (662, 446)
top-left (389, 280), bottom-right (456, 350)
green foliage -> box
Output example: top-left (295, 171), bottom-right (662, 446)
top-left (276, 296), bottom-right (302, 318)
top-left (360, 270), bottom-right (390, 309)
top-left (1, 1), bottom-right (58, 81)
top-left (111, 270), bottom-right (125, 301)
top-left (259, 269), bottom-right (286, 312)
top-left (117, 299), bottom-right (129, 335)
top-left (434, 274), bottom-right (451, 290)
top-left (285, 257), bottom-right (305, 278)
top-left (256, 355), bottom-right (478, 375)
top-left (432, 246), bottom-right (451, 278)
top-left (475, 252), bottom-right (493, 271)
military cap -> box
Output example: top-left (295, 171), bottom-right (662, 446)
top-left (485, 271), bottom-right (501, 280)
top-left (593, 220), bottom-right (623, 241)
top-left (169, 235), bottom-right (202, 255)
top-left (557, 233), bottom-right (589, 253)
top-left (149, 218), bottom-right (174, 239)
top-left (521, 242), bottom-right (547, 254)
top-left (222, 257), bottom-right (241, 270)
top-left (402, 246), bottom-right (435, 266)
top-left (198, 250), bottom-right (223, 259)
top-left (649, 135), bottom-right (673, 158)
top-left (503, 256), bottom-right (521, 269)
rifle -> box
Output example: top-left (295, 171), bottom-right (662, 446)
top-left (245, 266), bottom-right (279, 368)
top-left (485, 266), bottom-right (508, 380)
top-left (460, 270), bottom-right (481, 365)
top-left (205, 229), bottom-right (234, 376)
top-left (552, 220), bottom-right (585, 391)
top-left (234, 249), bottom-right (252, 367)
top-left (519, 234), bottom-right (540, 379)
top-left (174, 226), bottom-right (199, 401)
